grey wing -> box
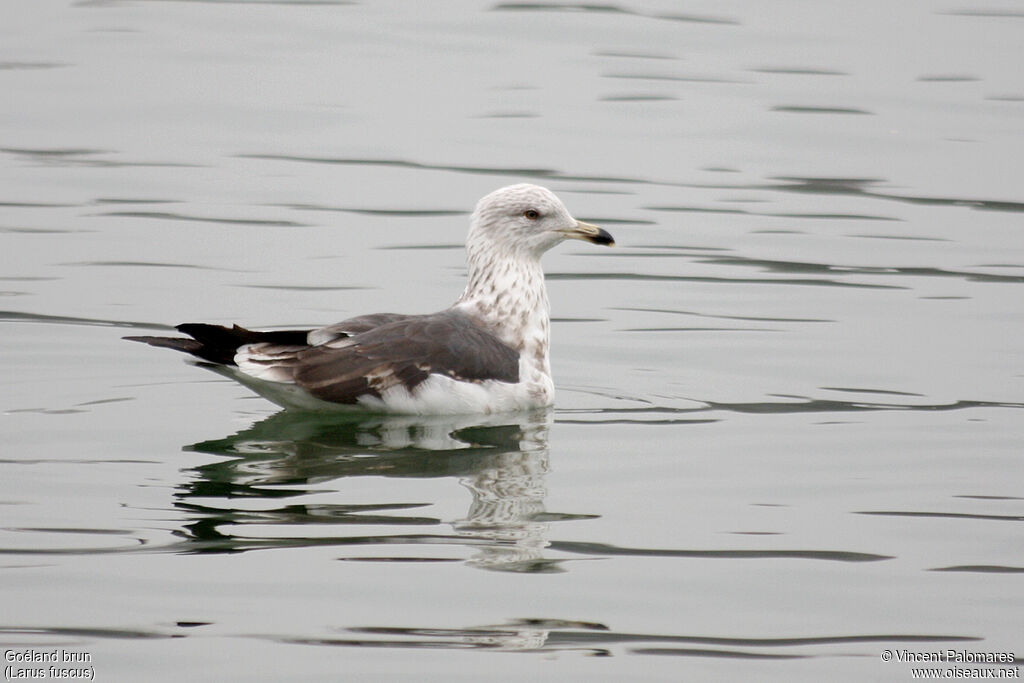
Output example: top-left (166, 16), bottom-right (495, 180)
top-left (293, 310), bottom-right (520, 404)
top-left (307, 313), bottom-right (411, 346)
top-left (233, 313), bottom-right (413, 383)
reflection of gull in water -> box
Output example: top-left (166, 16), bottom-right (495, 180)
top-left (286, 618), bottom-right (615, 654)
top-left (176, 409), bottom-right (591, 572)
top-left (454, 443), bottom-right (551, 571)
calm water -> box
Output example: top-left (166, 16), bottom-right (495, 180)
top-left (3, 1), bottom-right (1023, 681)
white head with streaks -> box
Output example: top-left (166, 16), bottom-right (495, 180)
top-left (466, 184), bottom-right (613, 263)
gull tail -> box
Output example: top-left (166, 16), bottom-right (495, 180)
top-left (125, 323), bottom-right (312, 365)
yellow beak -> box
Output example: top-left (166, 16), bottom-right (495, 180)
top-left (566, 220), bottom-right (615, 246)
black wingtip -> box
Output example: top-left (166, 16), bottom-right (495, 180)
top-left (125, 326), bottom-right (239, 365)
top-left (123, 334), bottom-right (204, 356)
top-left (126, 323), bottom-right (314, 366)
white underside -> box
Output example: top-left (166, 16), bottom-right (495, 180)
top-left (213, 359), bottom-right (554, 415)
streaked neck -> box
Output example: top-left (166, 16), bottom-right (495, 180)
top-left (455, 254), bottom-right (550, 355)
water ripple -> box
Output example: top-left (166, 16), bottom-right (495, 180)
top-left (603, 72), bottom-right (748, 84)
top-left (765, 176), bottom-right (1024, 214)
top-left (280, 202), bottom-right (465, 217)
top-left (548, 540), bottom-right (891, 563)
top-left (855, 511), bottom-right (1024, 523)
top-left (546, 271), bottom-right (905, 290)
top-left (614, 306), bottom-right (834, 324)
top-left (929, 565), bottom-right (1024, 573)
top-left (0, 147), bottom-right (200, 168)
top-left (267, 621), bottom-right (977, 656)
top-left (239, 153), bottom-right (559, 179)
top-left (558, 397), bottom-right (1024, 422)
top-left (0, 626), bottom-right (174, 641)
top-left (0, 619), bottom-right (979, 658)
top-left (97, 210), bottom-right (306, 227)
top-left (771, 105), bottom-right (873, 115)
top-left (750, 67), bottom-right (848, 76)
top-left (645, 204), bottom-right (899, 221)
top-left (0, 310), bottom-right (170, 330)
top-left (237, 156), bottom-right (1024, 218)
top-left (691, 255), bottom-right (1024, 285)
top-left (0, 61), bottom-right (69, 70)
top-left (491, 3), bottom-right (740, 25)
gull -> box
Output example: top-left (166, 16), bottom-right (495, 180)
top-left (126, 184), bottom-right (615, 414)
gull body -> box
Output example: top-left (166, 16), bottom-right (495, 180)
top-left (126, 184), bottom-right (614, 415)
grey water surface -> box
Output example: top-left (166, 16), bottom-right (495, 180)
top-left (2, 1), bottom-right (1023, 681)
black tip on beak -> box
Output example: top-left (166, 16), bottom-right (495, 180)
top-left (572, 220), bottom-right (615, 246)
top-left (588, 227), bottom-right (615, 247)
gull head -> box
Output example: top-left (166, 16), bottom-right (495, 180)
top-left (468, 184), bottom-right (615, 260)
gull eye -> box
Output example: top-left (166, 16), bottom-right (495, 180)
top-left (523, 209), bottom-right (540, 220)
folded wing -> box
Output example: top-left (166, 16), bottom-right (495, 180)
top-left (237, 310), bottom-right (520, 405)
